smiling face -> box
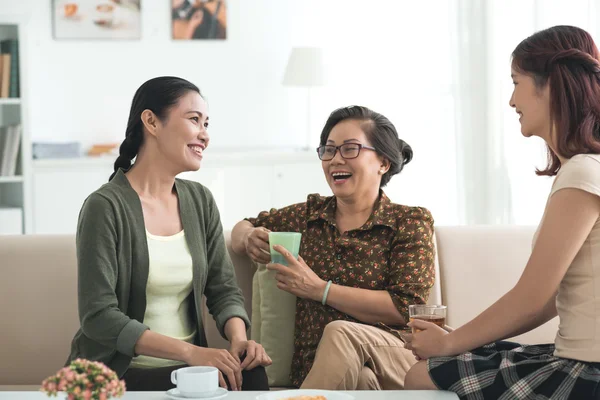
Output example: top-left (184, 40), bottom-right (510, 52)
top-left (148, 90), bottom-right (210, 173)
top-left (509, 68), bottom-right (552, 141)
top-left (322, 119), bottom-right (389, 200)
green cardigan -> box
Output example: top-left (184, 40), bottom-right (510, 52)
top-left (67, 169), bottom-right (250, 377)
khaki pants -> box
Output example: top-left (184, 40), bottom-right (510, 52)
top-left (301, 321), bottom-right (417, 390)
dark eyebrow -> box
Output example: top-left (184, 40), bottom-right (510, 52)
top-left (186, 110), bottom-right (208, 120)
top-left (511, 73), bottom-right (517, 78)
top-left (326, 138), bottom-right (361, 144)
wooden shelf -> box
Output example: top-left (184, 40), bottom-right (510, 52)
top-left (0, 175), bottom-right (23, 183)
top-left (0, 98), bottom-right (20, 105)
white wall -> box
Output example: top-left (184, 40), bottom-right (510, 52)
top-left (486, 0), bottom-right (600, 225)
top-left (2, 0), bottom-right (307, 150)
top-left (9, 0), bottom-right (600, 228)
top-left (3, 0), bottom-right (462, 225)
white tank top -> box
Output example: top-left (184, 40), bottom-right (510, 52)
top-left (130, 230), bottom-right (196, 368)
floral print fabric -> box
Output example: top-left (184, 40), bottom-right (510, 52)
top-left (246, 191), bottom-right (435, 386)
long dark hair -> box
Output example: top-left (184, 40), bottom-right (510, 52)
top-left (512, 25), bottom-right (600, 176)
top-left (319, 105), bottom-right (412, 187)
top-left (109, 76), bottom-right (201, 181)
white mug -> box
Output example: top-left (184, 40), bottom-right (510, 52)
top-left (170, 366), bottom-right (219, 398)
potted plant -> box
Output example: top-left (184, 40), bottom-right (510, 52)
top-left (41, 358), bottom-right (126, 400)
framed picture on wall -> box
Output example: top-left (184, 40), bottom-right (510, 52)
top-left (52, 0), bottom-right (141, 40)
top-left (172, 0), bottom-right (227, 40)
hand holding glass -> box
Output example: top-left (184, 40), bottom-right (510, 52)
top-left (409, 305), bottom-right (447, 333)
top-left (268, 232), bottom-right (301, 266)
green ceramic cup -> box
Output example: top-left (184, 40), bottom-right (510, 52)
top-left (268, 232), bottom-right (302, 266)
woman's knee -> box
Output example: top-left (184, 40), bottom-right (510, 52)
top-left (240, 365), bottom-right (270, 391)
top-left (357, 366), bottom-right (380, 390)
top-left (404, 361), bottom-right (436, 390)
top-left (321, 320), bottom-right (354, 342)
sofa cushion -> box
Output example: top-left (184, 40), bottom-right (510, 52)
top-left (434, 226), bottom-right (559, 344)
top-left (251, 263), bottom-right (296, 387)
top-left (0, 235), bottom-right (79, 386)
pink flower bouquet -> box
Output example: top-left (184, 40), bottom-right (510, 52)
top-left (40, 358), bottom-right (126, 400)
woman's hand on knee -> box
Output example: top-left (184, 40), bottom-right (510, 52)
top-left (229, 339), bottom-right (273, 370)
top-left (185, 347), bottom-right (242, 391)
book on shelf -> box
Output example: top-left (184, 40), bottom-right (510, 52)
top-left (0, 53), bottom-right (9, 98)
top-left (0, 124), bottom-right (21, 176)
top-left (0, 39), bottom-right (19, 98)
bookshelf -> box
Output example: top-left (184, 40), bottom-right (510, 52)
top-left (0, 175), bottom-right (22, 183)
top-left (0, 17), bottom-right (29, 234)
top-left (0, 98), bottom-right (19, 105)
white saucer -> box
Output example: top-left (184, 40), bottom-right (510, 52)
top-left (166, 387), bottom-right (228, 400)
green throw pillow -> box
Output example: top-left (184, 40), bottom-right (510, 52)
top-left (251, 262), bottom-right (296, 387)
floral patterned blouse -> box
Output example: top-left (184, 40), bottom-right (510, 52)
top-left (246, 191), bottom-right (435, 387)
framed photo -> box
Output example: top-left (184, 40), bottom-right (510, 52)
top-left (172, 0), bottom-right (227, 40)
top-left (52, 1), bottom-right (141, 40)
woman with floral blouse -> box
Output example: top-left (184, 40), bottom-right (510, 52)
top-left (231, 105), bottom-right (436, 390)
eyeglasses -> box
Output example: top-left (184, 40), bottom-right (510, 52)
top-left (316, 143), bottom-right (377, 161)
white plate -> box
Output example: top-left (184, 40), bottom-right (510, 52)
top-left (256, 389), bottom-right (355, 400)
top-left (166, 387), bottom-right (228, 400)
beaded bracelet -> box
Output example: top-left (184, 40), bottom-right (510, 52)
top-left (322, 280), bottom-right (333, 305)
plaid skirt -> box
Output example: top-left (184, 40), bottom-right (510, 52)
top-left (428, 341), bottom-right (600, 399)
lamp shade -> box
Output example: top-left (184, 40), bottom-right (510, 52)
top-left (282, 47), bottom-right (325, 87)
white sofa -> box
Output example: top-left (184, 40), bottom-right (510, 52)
top-left (0, 226), bottom-right (558, 390)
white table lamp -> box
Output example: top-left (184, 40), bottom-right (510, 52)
top-left (282, 47), bottom-right (325, 149)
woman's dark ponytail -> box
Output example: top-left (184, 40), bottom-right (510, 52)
top-left (109, 130), bottom-right (142, 181)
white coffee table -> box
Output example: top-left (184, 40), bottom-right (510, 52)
top-left (0, 390), bottom-right (459, 399)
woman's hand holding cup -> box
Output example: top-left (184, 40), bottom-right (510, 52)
top-left (244, 227), bottom-right (271, 264)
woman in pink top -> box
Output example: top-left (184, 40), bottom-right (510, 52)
top-left (404, 25), bottom-right (600, 399)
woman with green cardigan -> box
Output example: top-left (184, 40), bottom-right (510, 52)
top-left (66, 77), bottom-right (271, 392)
